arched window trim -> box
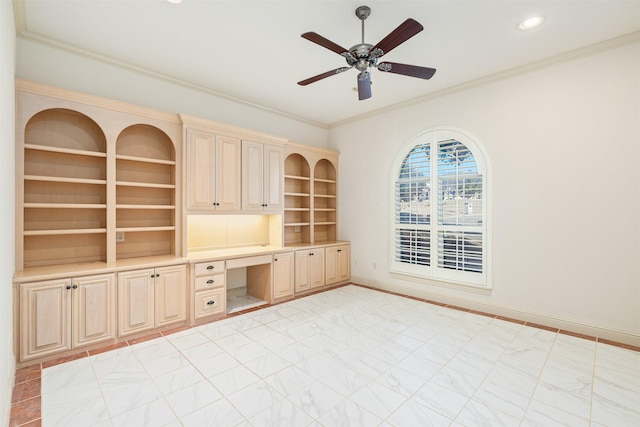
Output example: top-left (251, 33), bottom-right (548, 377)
top-left (389, 127), bottom-right (492, 289)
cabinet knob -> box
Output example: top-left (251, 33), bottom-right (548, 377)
top-left (207, 279), bottom-right (214, 284)
top-left (66, 285), bottom-right (72, 290)
top-left (207, 300), bottom-right (215, 305)
top-left (274, 258), bottom-right (278, 262)
top-left (72, 285), bottom-right (78, 289)
top-left (337, 249), bottom-right (342, 253)
top-left (206, 265), bottom-right (214, 270)
top-left (310, 252), bottom-right (314, 256)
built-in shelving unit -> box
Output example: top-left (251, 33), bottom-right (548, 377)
top-left (22, 109), bottom-right (108, 268)
top-left (284, 154), bottom-right (311, 245)
top-left (283, 149), bottom-right (338, 246)
top-left (115, 124), bottom-right (176, 259)
top-left (313, 159), bottom-right (337, 243)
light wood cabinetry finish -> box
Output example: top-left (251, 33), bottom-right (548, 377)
top-left (295, 248), bottom-right (325, 293)
top-left (284, 145), bottom-right (338, 245)
top-left (272, 252), bottom-right (295, 301)
top-left (16, 80), bottom-right (182, 271)
top-left (325, 244), bottom-right (351, 285)
top-left (185, 129), bottom-right (241, 211)
top-left (191, 260), bottom-right (226, 321)
top-left (118, 264), bottom-right (186, 337)
top-left (242, 140), bottom-right (284, 211)
top-left (20, 273), bottom-right (116, 362)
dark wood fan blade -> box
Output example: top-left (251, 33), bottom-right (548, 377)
top-left (298, 67), bottom-right (351, 86)
top-left (301, 32), bottom-right (349, 55)
top-left (357, 71), bottom-right (371, 100)
top-left (370, 19), bottom-right (423, 58)
top-left (377, 62), bottom-right (436, 79)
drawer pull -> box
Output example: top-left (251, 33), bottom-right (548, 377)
top-left (207, 300), bottom-right (215, 305)
top-left (207, 280), bottom-right (214, 284)
top-left (206, 265), bottom-right (215, 270)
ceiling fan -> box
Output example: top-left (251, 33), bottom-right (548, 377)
top-left (297, 5), bottom-right (436, 100)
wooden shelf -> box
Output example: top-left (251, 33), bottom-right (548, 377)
top-left (314, 178), bottom-right (336, 184)
top-left (24, 228), bottom-right (107, 236)
top-left (314, 222), bottom-right (336, 226)
top-left (284, 192), bottom-right (310, 197)
top-left (115, 154), bottom-right (175, 166)
top-left (24, 203), bottom-right (107, 209)
top-left (285, 207), bottom-right (310, 212)
top-left (24, 175), bottom-right (107, 185)
top-left (24, 143), bottom-right (107, 158)
top-left (116, 205), bottom-right (175, 210)
top-left (116, 181), bottom-right (175, 189)
top-left (116, 226), bottom-right (176, 232)
top-left (314, 208), bottom-right (336, 212)
top-left (314, 194), bottom-right (336, 198)
top-left (284, 222), bottom-right (311, 227)
top-left (284, 174), bottom-right (310, 181)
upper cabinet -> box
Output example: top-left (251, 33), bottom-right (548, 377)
top-left (242, 140), bottom-right (284, 212)
top-left (15, 80), bottom-right (182, 271)
top-left (185, 128), bottom-right (241, 212)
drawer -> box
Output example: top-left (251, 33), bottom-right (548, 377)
top-left (194, 273), bottom-right (225, 291)
top-left (194, 261), bottom-right (224, 277)
top-left (194, 289), bottom-right (225, 319)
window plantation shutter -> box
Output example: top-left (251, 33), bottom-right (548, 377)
top-left (394, 143), bottom-right (431, 266)
top-left (391, 130), bottom-right (487, 287)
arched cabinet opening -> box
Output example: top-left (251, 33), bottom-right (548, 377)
top-left (23, 109), bottom-right (107, 268)
top-left (313, 159), bottom-right (337, 243)
top-left (115, 124), bottom-right (177, 260)
top-left (283, 153), bottom-right (311, 245)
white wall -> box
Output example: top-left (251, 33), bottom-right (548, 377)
top-left (0, 1), bottom-right (16, 425)
top-left (331, 42), bottom-right (640, 344)
top-left (15, 38), bottom-right (329, 148)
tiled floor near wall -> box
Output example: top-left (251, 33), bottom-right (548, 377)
top-left (10, 284), bottom-right (640, 426)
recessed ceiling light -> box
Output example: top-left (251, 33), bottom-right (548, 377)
top-left (166, 0), bottom-right (182, 4)
top-left (519, 16), bottom-right (544, 30)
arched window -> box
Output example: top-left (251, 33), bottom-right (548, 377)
top-left (391, 128), bottom-right (490, 288)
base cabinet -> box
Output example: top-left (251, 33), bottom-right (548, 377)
top-left (325, 245), bottom-right (351, 285)
top-left (272, 252), bottom-right (294, 300)
top-left (191, 260), bottom-right (226, 321)
top-left (118, 264), bottom-right (186, 337)
top-left (20, 273), bottom-right (116, 362)
top-left (295, 248), bottom-right (325, 293)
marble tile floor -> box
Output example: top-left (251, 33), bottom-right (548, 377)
top-left (10, 284), bottom-right (640, 426)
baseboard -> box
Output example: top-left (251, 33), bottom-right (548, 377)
top-left (2, 334), bottom-right (15, 427)
top-left (351, 276), bottom-right (640, 348)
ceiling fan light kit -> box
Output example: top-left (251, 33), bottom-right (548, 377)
top-left (298, 5), bottom-right (436, 100)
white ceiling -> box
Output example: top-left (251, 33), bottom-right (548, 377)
top-left (14, 1), bottom-right (640, 127)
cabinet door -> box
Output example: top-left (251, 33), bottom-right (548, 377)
top-left (273, 252), bottom-right (294, 300)
top-left (72, 274), bottom-right (116, 348)
top-left (263, 144), bottom-right (284, 211)
top-left (326, 245), bottom-right (351, 285)
top-left (325, 247), bottom-right (339, 285)
top-left (336, 245), bottom-right (351, 282)
top-left (309, 248), bottom-right (325, 289)
top-left (20, 279), bottom-right (72, 361)
top-left (216, 136), bottom-right (242, 211)
top-left (118, 269), bottom-right (155, 337)
top-left (241, 140), bottom-right (265, 211)
top-left (186, 130), bottom-right (216, 210)
top-left (155, 264), bottom-right (187, 328)
top-left (294, 250), bottom-right (311, 293)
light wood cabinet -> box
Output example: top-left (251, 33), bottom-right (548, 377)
top-left (242, 140), bottom-right (284, 211)
top-left (118, 264), bottom-right (186, 337)
top-left (16, 81), bottom-right (182, 271)
top-left (191, 260), bottom-right (226, 321)
top-left (284, 145), bottom-right (338, 245)
top-left (20, 273), bottom-right (116, 362)
top-left (272, 252), bottom-right (294, 300)
top-left (185, 129), bottom-right (241, 211)
top-left (325, 244), bottom-right (351, 285)
top-left (295, 248), bottom-right (325, 293)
